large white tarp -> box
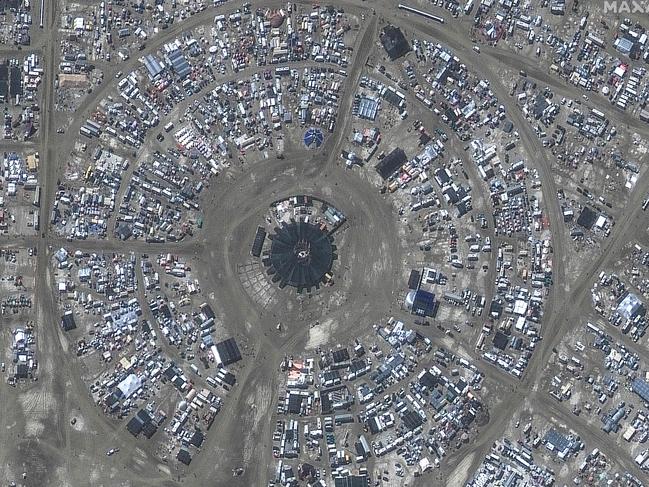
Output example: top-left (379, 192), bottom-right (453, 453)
top-left (117, 373), bottom-right (142, 399)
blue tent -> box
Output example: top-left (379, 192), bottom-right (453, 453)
top-left (304, 127), bottom-right (324, 148)
top-left (412, 290), bottom-right (435, 317)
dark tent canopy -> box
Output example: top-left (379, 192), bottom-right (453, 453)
top-left (380, 25), bottom-right (410, 60)
top-left (375, 147), bottom-right (407, 180)
top-left (577, 206), bottom-right (597, 230)
top-left (215, 338), bottom-right (242, 366)
top-left (268, 221), bottom-right (334, 290)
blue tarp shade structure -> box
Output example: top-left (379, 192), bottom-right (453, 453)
top-left (544, 428), bottom-right (570, 453)
top-left (142, 54), bottom-right (165, 79)
top-left (412, 290), bottom-right (435, 316)
top-left (358, 96), bottom-right (378, 120)
top-left (632, 378), bottom-right (649, 402)
top-left (168, 49), bottom-right (191, 79)
top-left (304, 127), bottom-right (324, 148)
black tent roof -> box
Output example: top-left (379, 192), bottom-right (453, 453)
top-left (61, 312), bottom-right (76, 331)
top-left (115, 222), bottom-right (133, 240)
top-left (177, 448), bottom-right (192, 465)
top-left (334, 474), bottom-right (369, 487)
top-left (142, 421), bottom-right (158, 439)
top-left (189, 430), bottom-right (204, 448)
top-left (159, 303), bottom-right (172, 319)
top-left (577, 206), bottom-right (597, 229)
top-left (287, 392), bottom-right (304, 414)
top-left (200, 302), bottom-right (215, 319)
top-left (126, 416), bottom-right (144, 436)
top-left (299, 462), bottom-right (317, 480)
top-left (321, 393), bottom-right (333, 415)
top-left (268, 221), bottom-right (334, 290)
top-left (15, 363), bottom-right (29, 379)
top-left (375, 147), bottom-right (407, 180)
top-left (136, 409), bottom-right (152, 424)
top-left (412, 290), bottom-right (435, 317)
top-left (380, 25), bottom-right (410, 60)
top-left (332, 348), bottom-right (350, 363)
top-left (220, 371), bottom-right (236, 386)
top-left (162, 364), bottom-right (178, 380)
top-left (418, 370), bottom-right (438, 389)
top-left (402, 409), bottom-right (424, 430)
top-left (215, 338), bottom-right (242, 366)
top-left (408, 269), bottom-right (421, 290)
top-left (493, 330), bottom-right (509, 350)
top-left (250, 226), bottom-right (267, 257)
top-left (105, 392), bottom-right (120, 407)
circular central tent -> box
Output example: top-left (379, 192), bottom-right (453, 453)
top-left (268, 221), bottom-right (334, 290)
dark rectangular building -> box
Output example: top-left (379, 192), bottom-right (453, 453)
top-left (375, 147), bottom-right (407, 180)
top-left (251, 226), bottom-right (266, 257)
top-left (380, 26), bottom-right (410, 60)
top-left (215, 338), bottom-right (242, 366)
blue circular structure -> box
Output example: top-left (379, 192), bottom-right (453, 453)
top-left (303, 127), bottom-right (324, 149)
